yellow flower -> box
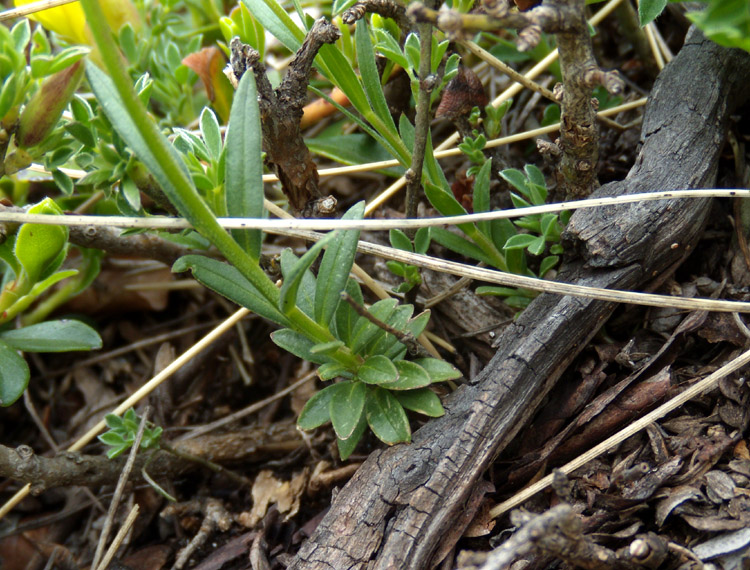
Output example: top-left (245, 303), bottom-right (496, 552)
top-left (13, 0), bottom-right (141, 46)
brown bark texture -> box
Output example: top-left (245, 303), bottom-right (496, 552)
top-left (288, 29), bottom-right (750, 570)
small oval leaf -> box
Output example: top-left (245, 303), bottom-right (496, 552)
top-left (330, 381), bottom-right (366, 440)
top-left (358, 354), bottom-right (398, 385)
top-left (366, 386), bottom-right (410, 445)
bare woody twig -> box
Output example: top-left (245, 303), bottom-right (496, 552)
top-left (0, 423), bottom-right (301, 494)
top-left (228, 19), bottom-right (340, 217)
top-left (340, 292), bottom-right (432, 357)
top-left (404, 8), bottom-right (439, 233)
top-left (472, 505), bottom-right (642, 570)
top-left (410, 0), bottom-right (625, 199)
top-left (342, 0), bottom-right (412, 32)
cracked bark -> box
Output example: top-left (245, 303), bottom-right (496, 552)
top-left (288, 29), bottom-right (750, 570)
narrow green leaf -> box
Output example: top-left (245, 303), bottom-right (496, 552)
top-left (350, 298), bottom-right (398, 354)
top-left (298, 384), bottom-right (338, 429)
top-left (366, 386), bottom-right (410, 444)
top-left (279, 249), bottom-right (316, 318)
top-left (539, 255), bottom-right (560, 277)
top-left (330, 381), bottom-right (366, 439)
top-left (490, 218), bottom-right (517, 251)
top-left (0, 340), bottom-right (29, 406)
top-left (358, 354), bottom-right (398, 385)
top-left (472, 160), bottom-right (493, 237)
top-left (315, 202), bottom-right (365, 325)
top-left (0, 320), bottom-right (101, 352)
top-left (412, 358), bottom-right (461, 382)
top-left (318, 362), bottom-right (349, 380)
top-left (200, 107), bottom-right (222, 160)
top-left (310, 340), bottom-right (345, 355)
top-left (424, 182), bottom-right (475, 234)
top-left (271, 328), bottom-right (331, 365)
top-left (404, 32), bottom-right (420, 71)
top-left (384, 360), bottom-right (431, 390)
top-left (333, 278), bottom-right (363, 345)
top-left (225, 70), bottom-right (264, 258)
top-left (430, 228), bottom-right (498, 266)
top-left (373, 29), bottom-right (409, 69)
top-left (279, 233), bottom-right (334, 315)
top-left (394, 388), bottom-right (444, 417)
top-left (356, 19), bottom-right (398, 139)
top-left (241, 0), bottom-right (304, 54)
top-left (503, 234), bottom-right (538, 251)
top-left (364, 304), bottom-right (413, 357)
top-left (174, 255), bottom-right (289, 326)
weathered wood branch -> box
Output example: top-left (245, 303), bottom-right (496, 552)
top-left (289, 29), bottom-right (750, 570)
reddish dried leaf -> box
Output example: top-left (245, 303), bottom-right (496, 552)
top-left (182, 47), bottom-right (234, 123)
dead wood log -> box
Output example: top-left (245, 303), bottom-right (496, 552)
top-left (289, 29), bottom-right (750, 570)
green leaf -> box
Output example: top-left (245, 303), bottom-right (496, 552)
top-left (333, 278), bottom-right (363, 345)
top-left (356, 19), bottom-right (398, 139)
top-left (98, 431), bottom-right (126, 447)
top-left (414, 227), bottom-right (431, 254)
top-left (337, 410), bottom-right (367, 460)
top-left (279, 233), bottom-right (334, 315)
top-left (318, 362), bottom-right (349, 380)
top-left (406, 310), bottom-right (431, 338)
top-left (686, 0), bottom-right (750, 53)
top-left (366, 386), bottom-right (410, 444)
top-left (384, 360), bottom-right (432, 390)
top-left (412, 358), bottom-right (462, 383)
top-left (638, 0), bottom-right (667, 26)
top-left (279, 249), bottom-right (317, 318)
top-left (307, 133), bottom-right (402, 175)
top-left (0, 340), bottom-right (29, 406)
top-left (14, 198), bottom-right (68, 283)
top-left (200, 107), bottom-right (222, 162)
top-left (0, 270), bottom-right (78, 324)
top-left (330, 380), bottom-right (366, 439)
top-left (0, 320), bottom-right (102, 352)
top-left (504, 233), bottom-right (539, 251)
top-left (225, 70), bottom-right (264, 258)
top-left (404, 32), bottom-right (420, 71)
top-left (527, 235), bottom-right (546, 256)
top-left (472, 160), bottom-right (493, 238)
top-left (310, 340), bottom-right (345, 355)
top-left (315, 202), bottom-right (365, 326)
top-left (350, 298), bottom-right (399, 354)
top-left (241, 0), bottom-right (304, 54)
top-left (374, 28), bottom-right (408, 69)
top-left (394, 388), bottom-right (444, 417)
top-left (424, 182), bottom-right (475, 234)
top-left (173, 255), bottom-right (289, 326)
top-left (271, 328), bottom-right (331, 365)
top-left (298, 384), bottom-right (337, 429)
top-left (364, 304), bottom-right (413, 357)
top-left (539, 255), bottom-right (560, 277)
top-left (358, 354), bottom-right (398, 385)
top-left (430, 228), bottom-right (498, 266)
top-left (389, 229), bottom-right (413, 252)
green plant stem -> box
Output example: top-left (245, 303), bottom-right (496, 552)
top-left (79, 0), bottom-right (359, 368)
